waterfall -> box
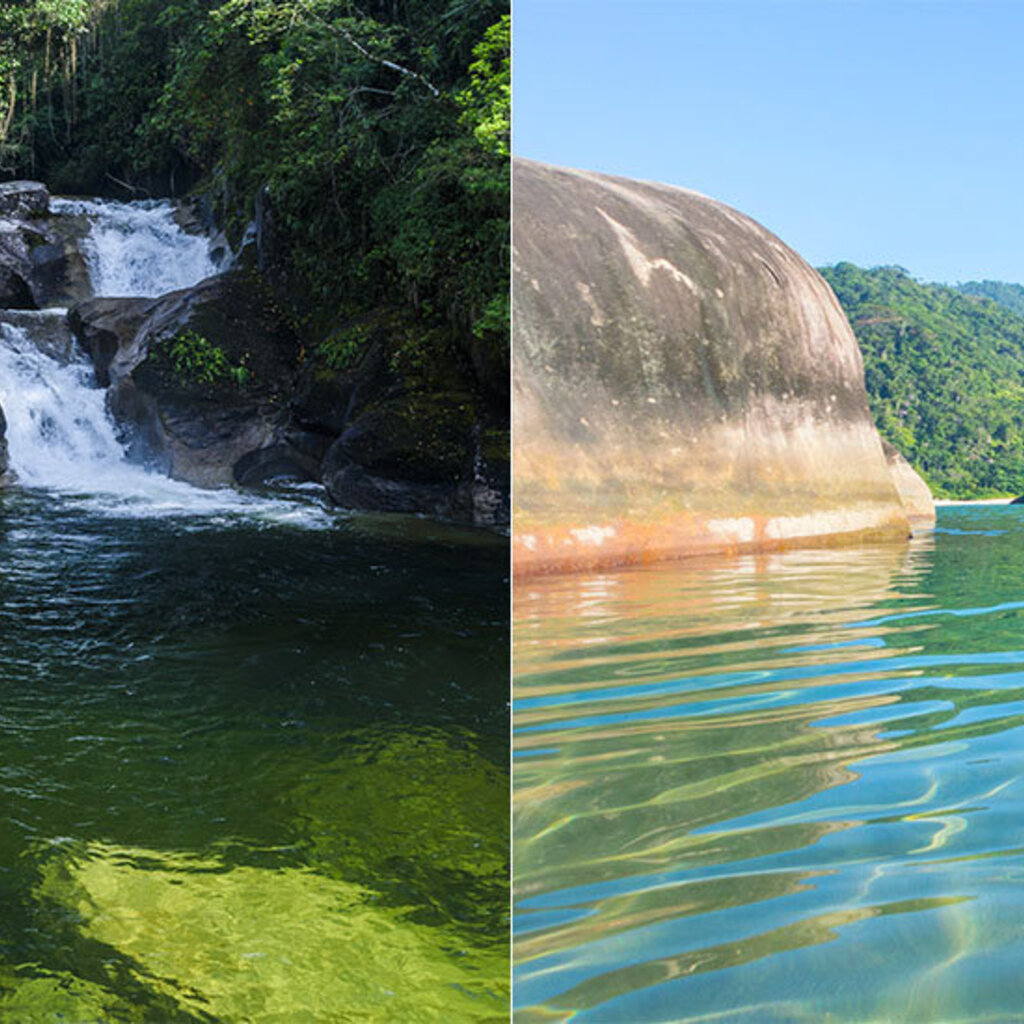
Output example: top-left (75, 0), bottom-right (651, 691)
top-left (0, 199), bottom-right (324, 525)
top-left (51, 198), bottom-right (221, 298)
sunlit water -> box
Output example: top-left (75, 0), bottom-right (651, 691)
top-left (514, 507), bottom-right (1024, 1022)
top-left (0, 199), bottom-right (509, 1018)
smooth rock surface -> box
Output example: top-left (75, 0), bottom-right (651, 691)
top-left (0, 211), bottom-right (91, 310)
top-left (513, 159), bottom-right (913, 574)
top-left (882, 440), bottom-right (935, 524)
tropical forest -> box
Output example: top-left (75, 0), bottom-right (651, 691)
top-left (822, 262), bottom-right (1024, 498)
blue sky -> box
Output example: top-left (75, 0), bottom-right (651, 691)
top-left (514, 0), bottom-right (1024, 284)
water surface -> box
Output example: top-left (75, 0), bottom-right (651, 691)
top-left (1, 493), bottom-right (509, 1020)
top-left (514, 507), bottom-right (1024, 1021)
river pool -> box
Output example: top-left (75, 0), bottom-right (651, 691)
top-left (0, 491), bottom-right (509, 1021)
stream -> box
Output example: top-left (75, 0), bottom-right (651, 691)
top-left (0, 198), bottom-right (509, 1020)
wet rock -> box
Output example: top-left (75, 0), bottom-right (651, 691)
top-left (0, 401), bottom-right (8, 477)
top-left (0, 181), bottom-right (49, 218)
top-left (0, 209), bottom-right (91, 310)
top-left (0, 309), bottom-right (78, 364)
top-left (73, 269), bottom-right (299, 488)
top-left (0, 220), bottom-right (39, 309)
top-left (232, 437), bottom-right (324, 488)
top-left (513, 158), bottom-right (911, 573)
top-left (67, 243), bottom-right (509, 525)
top-left (27, 235), bottom-right (91, 308)
top-left (68, 296), bottom-right (158, 385)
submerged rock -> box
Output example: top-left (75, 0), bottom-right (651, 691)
top-left (290, 728), bottom-right (508, 933)
top-left (0, 968), bottom-right (143, 1023)
top-left (37, 839), bottom-right (508, 1021)
top-left (513, 159), bottom-right (921, 573)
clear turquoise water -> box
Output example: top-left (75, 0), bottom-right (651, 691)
top-left (514, 506), bottom-right (1024, 1022)
top-left (0, 490), bottom-right (509, 1021)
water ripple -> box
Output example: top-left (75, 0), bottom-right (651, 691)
top-left (514, 510), bottom-right (1024, 1021)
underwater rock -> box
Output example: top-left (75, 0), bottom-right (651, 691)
top-left (289, 728), bottom-right (509, 934)
top-left (0, 968), bottom-right (138, 1022)
top-left (38, 841), bottom-right (509, 1022)
top-left (513, 159), bottom-right (913, 573)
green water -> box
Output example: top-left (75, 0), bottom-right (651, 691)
top-left (0, 489), bottom-right (509, 1021)
top-left (514, 506), bottom-right (1024, 1022)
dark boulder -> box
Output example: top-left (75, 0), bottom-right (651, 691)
top-left (0, 220), bottom-right (39, 309)
top-left (0, 206), bottom-right (91, 310)
top-left (294, 313), bottom-right (508, 526)
top-left (69, 297), bottom-right (159, 386)
top-left (0, 401), bottom-right (8, 477)
top-left (0, 181), bottom-right (49, 219)
top-left (71, 269), bottom-right (300, 488)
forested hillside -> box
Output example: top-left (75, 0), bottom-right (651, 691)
top-left (0, 0), bottom-right (508, 381)
top-left (955, 279), bottom-right (1024, 318)
top-left (821, 263), bottom-right (1024, 498)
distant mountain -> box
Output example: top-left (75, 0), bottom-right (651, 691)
top-left (820, 262), bottom-right (1024, 498)
top-left (954, 279), bottom-right (1024, 317)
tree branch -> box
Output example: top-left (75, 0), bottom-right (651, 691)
top-left (295, 0), bottom-right (440, 98)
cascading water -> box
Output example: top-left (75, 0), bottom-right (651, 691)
top-left (0, 199), bottom-right (323, 525)
top-left (51, 197), bottom-right (222, 297)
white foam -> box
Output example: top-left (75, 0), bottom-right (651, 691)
top-left (52, 197), bottom-right (220, 297)
top-left (0, 322), bottom-right (328, 528)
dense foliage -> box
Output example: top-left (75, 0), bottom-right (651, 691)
top-left (955, 279), bottom-right (1024, 318)
top-left (821, 262), bottom-right (1024, 498)
top-left (1, 0), bottom-right (509, 387)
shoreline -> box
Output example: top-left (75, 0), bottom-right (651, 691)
top-left (934, 497), bottom-right (1016, 506)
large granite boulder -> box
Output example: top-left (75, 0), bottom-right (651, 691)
top-left (513, 159), bottom-right (928, 574)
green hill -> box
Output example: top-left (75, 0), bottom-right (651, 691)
top-left (954, 280), bottom-right (1024, 317)
top-left (820, 262), bottom-right (1024, 498)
